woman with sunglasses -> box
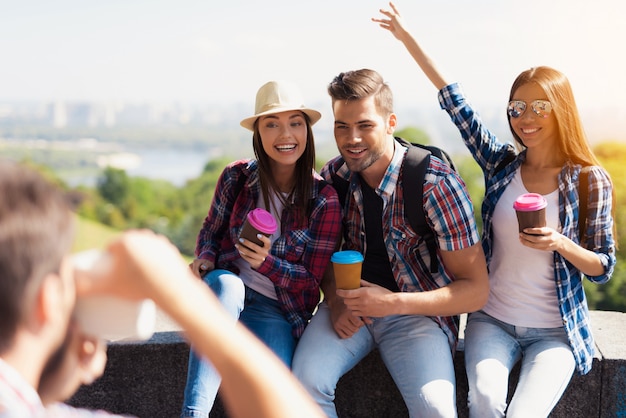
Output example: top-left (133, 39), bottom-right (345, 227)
top-left (374, 3), bottom-right (616, 417)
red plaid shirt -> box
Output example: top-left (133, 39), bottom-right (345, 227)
top-left (196, 159), bottom-right (342, 337)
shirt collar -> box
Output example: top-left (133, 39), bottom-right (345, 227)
top-left (0, 357), bottom-right (43, 414)
top-left (376, 139), bottom-right (408, 203)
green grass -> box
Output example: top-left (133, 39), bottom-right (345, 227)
top-left (71, 216), bottom-right (194, 263)
top-left (72, 216), bottom-right (121, 253)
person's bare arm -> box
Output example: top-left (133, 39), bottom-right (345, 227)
top-left (161, 273), bottom-right (324, 418)
top-left (76, 230), bottom-right (324, 418)
top-left (338, 243), bottom-right (489, 317)
top-left (373, 2), bottom-right (449, 90)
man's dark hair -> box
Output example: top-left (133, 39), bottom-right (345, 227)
top-left (0, 161), bottom-right (75, 352)
top-left (327, 69), bottom-right (394, 117)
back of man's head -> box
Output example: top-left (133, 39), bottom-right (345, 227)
top-left (0, 161), bottom-right (75, 352)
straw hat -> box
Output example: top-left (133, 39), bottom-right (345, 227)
top-left (240, 80), bottom-right (322, 131)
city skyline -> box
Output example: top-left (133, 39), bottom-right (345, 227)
top-left (2, 0), bottom-right (625, 144)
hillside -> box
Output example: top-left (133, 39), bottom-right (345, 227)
top-left (72, 216), bottom-right (121, 253)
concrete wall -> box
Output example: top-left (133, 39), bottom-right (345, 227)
top-left (68, 310), bottom-right (625, 418)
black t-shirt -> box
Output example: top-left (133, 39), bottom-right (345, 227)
top-left (359, 177), bottom-right (400, 292)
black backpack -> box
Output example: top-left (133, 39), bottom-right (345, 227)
top-left (331, 137), bottom-right (456, 274)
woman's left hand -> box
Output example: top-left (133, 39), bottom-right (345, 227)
top-left (519, 227), bottom-right (564, 252)
top-left (236, 234), bottom-right (271, 270)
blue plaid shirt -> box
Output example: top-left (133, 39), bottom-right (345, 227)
top-left (321, 141), bottom-right (480, 351)
top-left (438, 83), bottom-right (616, 374)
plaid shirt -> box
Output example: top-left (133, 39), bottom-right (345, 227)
top-left (196, 159), bottom-right (342, 338)
top-left (0, 358), bottom-right (125, 417)
top-left (438, 82), bottom-right (616, 374)
top-left (0, 357), bottom-right (42, 417)
top-left (321, 142), bottom-right (480, 351)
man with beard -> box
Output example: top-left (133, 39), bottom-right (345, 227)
top-left (0, 161), bottom-right (324, 418)
top-left (292, 68), bottom-right (490, 418)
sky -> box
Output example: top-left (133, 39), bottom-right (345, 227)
top-left (2, 0), bottom-right (626, 119)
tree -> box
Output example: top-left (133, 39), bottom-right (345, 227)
top-left (453, 156), bottom-right (485, 229)
top-left (395, 126), bottom-right (430, 144)
top-left (97, 167), bottom-right (129, 207)
top-left (586, 141), bottom-right (626, 312)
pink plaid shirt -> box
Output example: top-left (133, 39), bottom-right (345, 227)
top-left (0, 358), bottom-right (128, 417)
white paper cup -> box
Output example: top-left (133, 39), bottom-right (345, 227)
top-left (72, 249), bottom-right (156, 341)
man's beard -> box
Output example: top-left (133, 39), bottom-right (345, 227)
top-left (340, 147), bottom-right (383, 173)
top-left (38, 325), bottom-right (73, 396)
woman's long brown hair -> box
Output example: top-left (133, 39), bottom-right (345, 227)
top-left (508, 66), bottom-right (617, 247)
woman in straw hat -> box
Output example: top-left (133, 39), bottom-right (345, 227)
top-left (181, 80), bottom-right (342, 417)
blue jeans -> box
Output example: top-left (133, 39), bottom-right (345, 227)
top-left (464, 310), bottom-right (576, 418)
top-left (292, 302), bottom-right (457, 418)
top-left (180, 269), bottom-right (296, 418)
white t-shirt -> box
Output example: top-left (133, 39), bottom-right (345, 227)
top-left (233, 191), bottom-right (284, 300)
top-left (483, 168), bottom-right (563, 328)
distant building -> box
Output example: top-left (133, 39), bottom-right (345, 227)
top-left (52, 101), bottom-right (68, 128)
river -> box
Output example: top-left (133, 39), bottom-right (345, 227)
top-left (124, 148), bottom-right (214, 186)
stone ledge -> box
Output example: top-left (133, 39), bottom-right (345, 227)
top-left (68, 310), bottom-right (625, 418)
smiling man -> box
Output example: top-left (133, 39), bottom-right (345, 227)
top-left (292, 68), bottom-right (490, 418)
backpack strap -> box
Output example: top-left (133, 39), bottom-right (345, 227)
top-left (494, 153), bottom-right (591, 244)
top-left (395, 137), bottom-right (439, 273)
top-left (330, 170), bottom-right (349, 210)
top-left (330, 138), bottom-right (443, 274)
top-left (579, 166), bottom-right (591, 244)
top-left (493, 148), bottom-right (517, 174)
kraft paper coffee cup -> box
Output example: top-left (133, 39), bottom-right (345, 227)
top-left (331, 250), bottom-right (364, 290)
top-left (239, 208), bottom-right (277, 251)
top-left (513, 193), bottom-right (547, 234)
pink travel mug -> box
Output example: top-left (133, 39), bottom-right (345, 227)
top-left (239, 208), bottom-right (277, 251)
top-left (513, 193), bottom-right (547, 234)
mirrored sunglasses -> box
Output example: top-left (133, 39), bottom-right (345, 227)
top-left (507, 100), bottom-right (552, 118)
